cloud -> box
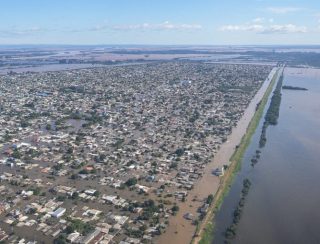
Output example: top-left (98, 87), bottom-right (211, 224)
top-left (220, 24), bottom-right (264, 32)
top-left (262, 24), bottom-right (307, 34)
top-left (251, 18), bottom-right (274, 24)
top-left (0, 21), bottom-right (203, 38)
top-left (266, 7), bottom-right (302, 14)
top-left (219, 24), bottom-right (307, 34)
top-left (88, 21), bottom-right (202, 32)
top-left (252, 17), bottom-right (264, 23)
top-left (0, 27), bottom-right (46, 37)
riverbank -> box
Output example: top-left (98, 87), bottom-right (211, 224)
top-left (213, 67), bottom-right (320, 243)
top-left (192, 67), bottom-right (280, 244)
top-left (157, 67), bottom-right (279, 244)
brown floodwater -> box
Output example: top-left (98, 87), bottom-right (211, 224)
top-left (213, 67), bottom-right (320, 244)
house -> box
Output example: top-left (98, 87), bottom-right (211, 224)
top-left (67, 232), bottom-right (80, 243)
top-left (199, 203), bottom-right (209, 214)
top-left (80, 229), bottom-right (101, 244)
top-left (183, 212), bottom-right (193, 220)
top-left (135, 184), bottom-right (150, 193)
top-left (212, 167), bottom-right (224, 176)
top-left (84, 189), bottom-right (97, 195)
top-left (102, 195), bottom-right (117, 204)
top-left (51, 207), bottom-right (66, 218)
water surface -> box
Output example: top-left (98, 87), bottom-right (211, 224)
top-left (213, 67), bottom-right (320, 244)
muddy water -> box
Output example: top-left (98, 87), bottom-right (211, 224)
top-left (213, 67), bottom-right (320, 244)
top-left (157, 68), bottom-right (279, 244)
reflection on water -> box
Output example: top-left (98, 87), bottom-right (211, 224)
top-left (213, 67), bottom-right (320, 244)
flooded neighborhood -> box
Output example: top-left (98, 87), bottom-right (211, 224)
top-left (0, 62), bottom-right (272, 243)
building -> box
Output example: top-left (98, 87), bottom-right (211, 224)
top-left (51, 207), bottom-right (66, 218)
top-left (212, 167), bottom-right (224, 176)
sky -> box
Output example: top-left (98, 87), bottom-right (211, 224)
top-left (0, 0), bottom-right (319, 45)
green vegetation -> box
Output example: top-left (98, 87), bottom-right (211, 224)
top-left (196, 69), bottom-right (279, 244)
top-left (206, 194), bottom-right (214, 205)
top-left (54, 234), bottom-right (67, 244)
top-left (282, 85), bottom-right (308, 91)
top-left (20, 121), bottom-right (30, 128)
top-left (125, 177), bottom-right (138, 186)
top-left (175, 148), bottom-right (185, 157)
top-left (250, 150), bottom-right (261, 167)
top-left (46, 123), bottom-right (52, 130)
top-left (12, 148), bottom-right (21, 159)
top-left (69, 112), bottom-right (83, 120)
top-left (56, 195), bottom-right (66, 201)
top-left (169, 162), bottom-right (178, 169)
top-left (65, 219), bottom-right (94, 235)
top-left (126, 227), bottom-right (145, 238)
top-left (265, 74), bottom-right (283, 125)
top-left (189, 110), bottom-right (200, 123)
top-left (259, 72), bottom-right (283, 147)
top-left (138, 199), bottom-right (160, 220)
top-left (54, 219), bottom-right (95, 244)
top-left (198, 222), bottom-right (214, 244)
top-left (171, 205), bottom-right (180, 215)
top-left (27, 186), bottom-right (42, 196)
top-left (3, 131), bottom-right (12, 142)
top-left (224, 179), bottom-right (251, 240)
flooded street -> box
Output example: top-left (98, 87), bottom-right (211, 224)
top-left (158, 68), bottom-right (278, 244)
top-left (213, 67), bottom-right (320, 244)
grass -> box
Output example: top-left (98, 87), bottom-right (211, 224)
top-left (193, 69), bottom-right (280, 244)
top-left (198, 222), bottom-right (214, 244)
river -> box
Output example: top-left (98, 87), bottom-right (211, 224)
top-left (213, 67), bottom-right (320, 244)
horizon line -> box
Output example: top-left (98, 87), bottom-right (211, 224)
top-left (0, 43), bottom-right (320, 48)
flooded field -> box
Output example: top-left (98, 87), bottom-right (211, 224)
top-left (213, 67), bottom-right (320, 244)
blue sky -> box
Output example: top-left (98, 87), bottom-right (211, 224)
top-left (0, 0), bottom-right (319, 45)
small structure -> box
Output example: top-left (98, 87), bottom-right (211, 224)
top-left (183, 213), bottom-right (193, 220)
top-left (51, 207), bottom-right (66, 218)
top-left (212, 167), bottom-right (224, 177)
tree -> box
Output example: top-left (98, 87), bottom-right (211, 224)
top-left (206, 194), bottom-right (214, 205)
top-left (175, 148), bottom-right (185, 157)
top-left (125, 177), bottom-right (137, 187)
top-left (57, 195), bottom-right (66, 201)
top-left (21, 121), bottom-right (29, 128)
top-left (67, 219), bottom-right (94, 235)
top-left (12, 148), bottom-right (21, 159)
top-left (54, 235), bottom-right (67, 244)
top-left (71, 192), bottom-right (79, 200)
top-left (29, 187), bottom-right (41, 195)
top-left (172, 205), bottom-right (179, 212)
top-left (225, 224), bottom-right (237, 239)
top-left (70, 174), bottom-right (78, 180)
top-left (139, 224), bottom-right (147, 231)
top-left (169, 162), bottom-right (178, 169)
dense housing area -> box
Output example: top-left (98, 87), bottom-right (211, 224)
top-left (0, 62), bottom-right (271, 243)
